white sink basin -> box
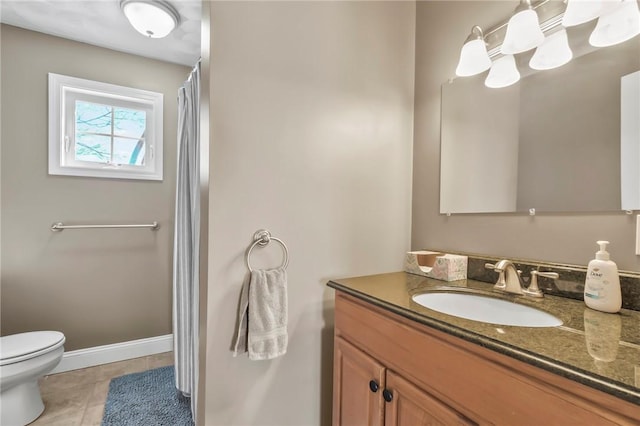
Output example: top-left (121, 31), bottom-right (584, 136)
top-left (412, 292), bottom-right (562, 328)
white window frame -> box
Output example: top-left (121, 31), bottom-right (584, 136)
top-left (48, 73), bottom-right (163, 181)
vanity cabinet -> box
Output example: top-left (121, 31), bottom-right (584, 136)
top-left (332, 291), bottom-right (640, 425)
top-left (384, 368), bottom-right (471, 426)
top-left (333, 337), bottom-right (385, 426)
top-left (333, 336), bottom-right (471, 426)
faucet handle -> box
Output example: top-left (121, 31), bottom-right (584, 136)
top-left (485, 263), bottom-right (508, 290)
top-left (525, 270), bottom-right (559, 298)
top-left (536, 271), bottom-right (559, 280)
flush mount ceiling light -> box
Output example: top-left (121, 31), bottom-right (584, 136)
top-left (529, 28), bottom-right (573, 70)
top-left (485, 55), bottom-right (521, 88)
top-left (589, 0), bottom-right (640, 47)
top-left (455, 26), bottom-right (492, 77)
top-left (120, 0), bottom-right (180, 38)
top-left (501, 0), bottom-right (545, 54)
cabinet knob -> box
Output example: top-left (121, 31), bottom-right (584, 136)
top-left (383, 389), bottom-right (393, 402)
top-left (369, 380), bottom-right (379, 393)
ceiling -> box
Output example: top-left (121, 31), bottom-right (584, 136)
top-left (0, 0), bottom-right (201, 66)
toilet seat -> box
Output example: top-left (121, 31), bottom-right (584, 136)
top-left (0, 331), bottom-right (66, 366)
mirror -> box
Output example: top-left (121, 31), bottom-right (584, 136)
top-left (440, 24), bottom-right (640, 214)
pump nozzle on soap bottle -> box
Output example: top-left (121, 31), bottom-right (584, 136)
top-left (584, 241), bottom-right (622, 313)
top-left (595, 240), bottom-right (610, 260)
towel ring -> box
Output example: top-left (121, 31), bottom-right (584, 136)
top-left (246, 229), bottom-right (289, 272)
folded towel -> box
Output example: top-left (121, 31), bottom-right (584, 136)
top-left (232, 267), bottom-right (288, 360)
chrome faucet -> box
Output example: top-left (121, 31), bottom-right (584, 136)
top-left (488, 260), bottom-right (525, 295)
top-left (485, 261), bottom-right (559, 298)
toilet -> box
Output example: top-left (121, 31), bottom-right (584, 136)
top-left (0, 331), bottom-right (65, 426)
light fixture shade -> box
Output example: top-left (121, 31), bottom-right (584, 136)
top-left (562, 0), bottom-right (611, 27)
top-left (485, 55), bottom-right (521, 88)
top-left (501, 7), bottom-right (545, 54)
top-left (529, 29), bottom-right (574, 70)
top-left (589, 0), bottom-right (640, 47)
top-left (121, 0), bottom-right (180, 38)
top-left (455, 27), bottom-right (492, 77)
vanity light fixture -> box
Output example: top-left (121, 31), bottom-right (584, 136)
top-left (501, 0), bottom-right (545, 54)
top-left (455, 26), bottom-right (492, 77)
top-left (529, 28), bottom-right (573, 70)
top-left (485, 55), bottom-right (521, 88)
top-left (120, 0), bottom-right (180, 39)
top-left (589, 0), bottom-right (640, 47)
top-left (455, 0), bottom-right (640, 88)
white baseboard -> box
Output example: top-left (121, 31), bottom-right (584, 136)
top-left (50, 334), bottom-right (173, 374)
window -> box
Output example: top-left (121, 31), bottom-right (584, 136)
top-left (48, 73), bottom-right (163, 180)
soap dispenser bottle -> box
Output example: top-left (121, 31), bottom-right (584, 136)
top-left (584, 241), bottom-right (622, 313)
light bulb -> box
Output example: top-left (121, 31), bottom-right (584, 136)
top-left (562, 0), bottom-right (617, 27)
top-left (501, 1), bottom-right (545, 54)
top-left (485, 55), bottom-right (521, 88)
top-left (589, 0), bottom-right (640, 47)
top-left (530, 29), bottom-right (573, 70)
top-left (455, 26), bottom-right (492, 77)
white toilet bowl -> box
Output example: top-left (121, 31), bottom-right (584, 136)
top-left (0, 331), bottom-right (65, 426)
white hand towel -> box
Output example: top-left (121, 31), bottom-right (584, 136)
top-left (233, 267), bottom-right (288, 360)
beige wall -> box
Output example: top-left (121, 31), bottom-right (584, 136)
top-left (412, 1), bottom-right (640, 272)
top-left (203, 2), bottom-right (415, 424)
top-left (0, 25), bottom-right (190, 350)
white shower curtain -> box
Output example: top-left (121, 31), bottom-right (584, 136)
top-left (173, 61), bottom-right (200, 420)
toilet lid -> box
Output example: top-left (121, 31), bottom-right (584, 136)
top-left (0, 331), bottom-right (65, 364)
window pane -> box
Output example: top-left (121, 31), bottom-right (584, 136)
top-left (114, 107), bottom-right (146, 139)
top-left (114, 137), bottom-right (145, 166)
top-left (75, 101), bottom-right (112, 134)
top-left (75, 133), bottom-right (111, 163)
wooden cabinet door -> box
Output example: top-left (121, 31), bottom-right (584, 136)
top-left (384, 370), bottom-right (474, 426)
top-left (333, 337), bottom-right (385, 426)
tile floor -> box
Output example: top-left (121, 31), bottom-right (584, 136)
top-left (32, 351), bottom-right (174, 426)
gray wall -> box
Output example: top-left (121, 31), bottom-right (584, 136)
top-left (202, 2), bottom-right (415, 425)
top-left (0, 25), bottom-right (190, 350)
top-left (412, 1), bottom-right (640, 271)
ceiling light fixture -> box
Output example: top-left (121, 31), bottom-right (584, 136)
top-left (501, 0), bottom-right (545, 54)
top-left (120, 0), bottom-right (180, 39)
top-left (455, 26), bottom-right (492, 77)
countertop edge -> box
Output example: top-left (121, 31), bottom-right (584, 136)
top-left (327, 280), bottom-right (640, 406)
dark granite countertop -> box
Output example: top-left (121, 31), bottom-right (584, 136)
top-left (327, 272), bottom-right (640, 406)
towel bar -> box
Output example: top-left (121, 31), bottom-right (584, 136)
top-left (51, 222), bottom-right (159, 231)
top-left (245, 229), bottom-right (289, 272)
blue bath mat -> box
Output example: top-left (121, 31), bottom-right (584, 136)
top-left (102, 365), bottom-right (193, 426)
